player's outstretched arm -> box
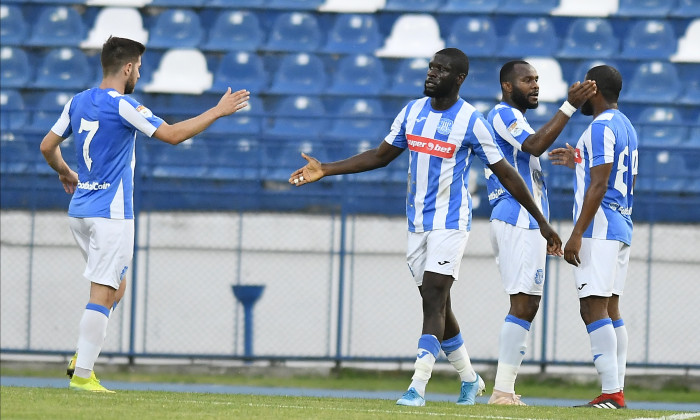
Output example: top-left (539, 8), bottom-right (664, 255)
top-left (153, 88), bottom-right (250, 145)
top-left (489, 159), bottom-right (563, 256)
top-left (549, 143), bottom-right (577, 169)
top-left (521, 80), bottom-right (596, 157)
top-left (39, 131), bottom-right (78, 194)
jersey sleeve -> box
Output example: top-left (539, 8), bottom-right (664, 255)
top-left (490, 107), bottom-right (532, 151)
top-left (118, 96), bottom-right (164, 137)
top-left (383, 104), bottom-right (408, 149)
top-left (50, 97), bottom-right (74, 138)
top-left (588, 122), bottom-right (615, 168)
top-left (471, 116), bottom-right (504, 166)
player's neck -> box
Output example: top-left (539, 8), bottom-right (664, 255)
top-left (430, 95), bottom-right (459, 111)
top-left (593, 103), bottom-right (618, 119)
top-left (99, 77), bottom-right (126, 94)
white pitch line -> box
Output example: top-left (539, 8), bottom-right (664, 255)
top-left (630, 413), bottom-right (700, 420)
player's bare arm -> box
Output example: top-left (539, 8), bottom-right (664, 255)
top-left (39, 131), bottom-right (79, 194)
top-left (564, 162), bottom-right (613, 266)
top-left (290, 141), bottom-right (403, 186)
top-left (153, 88), bottom-right (250, 145)
top-left (521, 81), bottom-right (597, 156)
top-left (549, 143), bottom-right (577, 169)
top-left (489, 159), bottom-right (563, 256)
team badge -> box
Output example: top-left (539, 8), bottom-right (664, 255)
top-left (136, 105), bottom-right (153, 118)
top-left (437, 118), bottom-right (453, 135)
top-left (508, 121), bottom-right (523, 137)
top-left (534, 269), bottom-right (544, 285)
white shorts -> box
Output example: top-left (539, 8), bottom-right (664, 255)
top-left (407, 229), bottom-right (469, 286)
top-left (573, 238), bottom-right (630, 298)
top-left (69, 217), bottom-right (134, 290)
top-left (490, 219), bottom-right (546, 296)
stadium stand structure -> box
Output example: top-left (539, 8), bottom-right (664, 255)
top-left (0, 5), bottom-right (28, 46)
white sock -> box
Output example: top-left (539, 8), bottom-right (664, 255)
top-left (408, 334), bottom-right (439, 397)
top-left (494, 315), bottom-right (530, 393)
top-left (613, 319), bottom-right (628, 390)
top-left (587, 318), bottom-right (620, 393)
top-left (441, 333), bottom-right (476, 383)
top-left (74, 304), bottom-right (110, 379)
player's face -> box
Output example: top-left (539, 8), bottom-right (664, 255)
top-left (124, 57), bottom-right (142, 95)
top-left (510, 64), bottom-right (539, 110)
top-left (581, 73), bottom-right (594, 116)
top-left (424, 54), bottom-right (460, 98)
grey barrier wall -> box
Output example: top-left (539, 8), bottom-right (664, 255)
top-left (1, 210), bottom-right (699, 368)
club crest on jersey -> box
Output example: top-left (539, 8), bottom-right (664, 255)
top-left (406, 134), bottom-right (456, 158)
top-left (437, 118), bottom-right (453, 135)
top-left (534, 269), bottom-right (544, 285)
top-left (508, 121), bottom-right (523, 137)
top-left (136, 105), bottom-right (153, 118)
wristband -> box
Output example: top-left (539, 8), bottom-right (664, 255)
top-left (559, 101), bottom-right (577, 117)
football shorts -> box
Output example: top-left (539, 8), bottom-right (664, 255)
top-left (574, 238), bottom-right (630, 298)
top-left (407, 229), bottom-right (469, 286)
top-left (490, 219), bottom-right (546, 296)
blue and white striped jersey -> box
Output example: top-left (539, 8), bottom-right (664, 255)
top-left (486, 102), bottom-right (550, 229)
top-left (385, 97), bottom-right (504, 233)
top-left (51, 88), bottom-right (164, 219)
top-left (573, 109), bottom-right (638, 245)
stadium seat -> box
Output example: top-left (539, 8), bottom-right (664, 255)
top-left (0, 90), bottom-right (27, 133)
top-left (81, 7), bottom-right (149, 49)
top-left (0, 137), bottom-right (31, 175)
top-left (617, 0), bottom-right (674, 17)
top-left (524, 57), bottom-right (568, 102)
top-left (149, 138), bottom-right (208, 179)
top-left (328, 54), bottom-right (386, 96)
top-left (386, 57), bottom-right (429, 97)
top-left (636, 107), bottom-right (688, 146)
top-left (264, 12), bottom-right (322, 53)
top-left (572, 59), bottom-right (619, 82)
top-left (209, 51), bottom-right (267, 94)
top-left (621, 20), bottom-right (677, 60)
top-left (0, 5), bottom-right (28, 46)
top-left (267, 0), bottom-right (324, 9)
top-left (383, 0), bottom-right (441, 12)
top-left (84, 0), bottom-right (152, 6)
top-left (202, 10), bottom-right (263, 52)
top-left (689, 114), bottom-right (700, 146)
top-left (204, 137), bottom-right (261, 181)
top-left (671, 0), bottom-right (700, 18)
top-left (269, 53), bottom-right (327, 95)
top-left (498, 0), bottom-right (557, 15)
top-left (148, 0), bottom-right (204, 7)
top-left (34, 48), bottom-right (92, 90)
top-left (264, 95), bottom-right (327, 138)
top-left (147, 9), bottom-right (204, 49)
top-left (328, 98), bottom-right (387, 140)
top-left (462, 59), bottom-right (501, 101)
top-left (27, 6), bottom-right (86, 47)
top-left (205, 0), bottom-right (264, 8)
top-left (143, 49), bottom-right (213, 94)
top-left (0, 47), bottom-right (31, 89)
top-left (636, 150), bottom-right (688, 193)
top-left (447, 17), bottom-right (497, 58)
top-left (558, 19), bottom-right (618, 58)
top-left (322, 14), bottom-right (382, 54)
top-left (500, 17), bottom-right (559, 58)
top-left (261, 138), bottom-right (328, 183)
top-left (318, 0), bottom-right (385, 13)
top-left (29, 91), bottom-right (74, 134)
top-left (439, 0), bottom-right (501, 14)
top-left (621, 61), bottom-right (682, 104)
top-left (551, 0), bottom-right (618, 17)
top-left (375, 14), bottom-right (445, 58)
top-left (678, 64), bottom-right (700, 105)
top-left (671, 19), bottom-right (700, 62)
top-left (207, 96), bottom-right (264, 135)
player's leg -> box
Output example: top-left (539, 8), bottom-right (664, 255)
top-left (610, 242), bottom-right (630, 394)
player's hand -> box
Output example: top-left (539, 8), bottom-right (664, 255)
top-left (59, 169), bottom-right (78, 194)
top-left (217, 88), bottom-right (250, 117)
top-left (289, 152), bottom-right (324, 186)
top-left (539, 222), bottom-right (563, 256)
top-left (549, 143), bottom-right (576, 169)
top-left (564, 234), bottom-right (582, 266)
top-left (566, 80), bottom-right (597, 109)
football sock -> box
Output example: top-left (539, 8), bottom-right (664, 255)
top-left (441, 332), bottom-right (477, 383)
top-left (587, 318), bottom-right (620, 393)
top-left (494, 315), bottom-right (530, 393)
top-left (409, 334), bottom-right (440, 397)
top-left (74, 303), bottom-right (110, 379)
top-left (613, 318), bottom-right (628, 390)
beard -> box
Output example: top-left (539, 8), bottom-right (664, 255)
top-left (511, 87), bottom-right (538, 110)
top-left (124, 79), bottom-right (136, 94)
top-left (424, 80), bottom-right (452, 98)
top-left (581, 100), bottom-right (593, 116)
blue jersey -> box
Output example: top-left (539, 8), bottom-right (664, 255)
top-left (486, 102), bottom-right (549, 229)
top-left (51, 88), bottom-right (164, 219)
top-left (384, 97), bottom-right (504, 233)
top-left (573, 109), bottom-right (638, 245)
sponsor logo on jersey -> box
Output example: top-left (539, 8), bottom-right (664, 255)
top-left (508, 121), bottom-right (523, 137)
top-left (488, 187), bottom-right (506, 201)
top-left (609, 202), bottom-right (633, 216)
top-left (136, 105), bottom-right (153, 118)
top-left (406, 134), bottom-right (456, 158)
top-left (77, 181), bottom-right (111, 190)
top-left (574, 147), bottom-right (582, 164)
top-left (437, 118), bottom-right (453, 135)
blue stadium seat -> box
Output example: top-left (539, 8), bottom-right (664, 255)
top-left (447, 17), bottom-right (497, 58)
top-left (261, 138), bottom-right (328, 183)
top-left (202, 10), bottom-right (263, 52)
top-left (500, 17), bottom-right (559, 57)
top-left (264, 12), bottom-right (322, 53)
top-left (498, 0), bottom-right (558, 15)
top-left (621, 20), bottom-right (677, 60)
top-left (463, 59), bottom-right (501, 101)
top-left (0, 5), bottom-right (28, 46)
top-left (27, 6), bottom-right (85, 47)
top-left (34, 48), bottom-right (92, 90)
top-left (149, 0), bottom-right (205, 7)
top-left (210, 51), bottom-right (267, 94)
top-left (617, 0), bottom-right (674, 17)
top-left (328, 54), bottom-right (386, 96)
top-left (0, 136), bottom-right (32, 175)
top-left (572, 59), bottom-right (620, 82)
top-left (0, 90), bottom-right (27, 133)
top-left (267, 0), bottom-right (324, 9)
top-left (621, 61), bottom-right (682, 104)
top-left (383, 0), bottom-right (441, 12)
top-left (148, 9), bottom-right (204, 49)
top-left (636, 150), bottom-right (689, 193)
top-left (29, 91), bottom-right (74, 134)
top-left (269, 53), bottom-right (327, 95)
top-left (265, 95), bottom-right (327, 138)
top-left (0, 47), bottom-right (31, 89)
top-left (322, 14), bottom-right (382, 54)
top-left (207, 96), bottom-right (264, 135)
top-left (386, 57), bottom-right (429, 97)
top-left (203, 136), bottom-right (261, 181)
top-left (678, 64), bottom-right (700, 105)
top-left (558, 18), bottom-right (618, 59)
top-left (439, 0), bottom-right (501, 13)
top-left (689, 114), bottom-right (700, 146)
top-left (149, 139), bottom-right (209, 179)
top-left (671, 0), bottom-right (700, 17)
top-left (205, 0), bottom-right (265, 7)
top-left (636, 107), bottom-right (688, 147)
top-left (328, 98), bottom-right (387, 140)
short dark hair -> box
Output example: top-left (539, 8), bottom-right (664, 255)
top-left (101, 36), bottom-right (146, 77)
top-left (586, 65), bottom-right (622, 102)
top-left (435, 48), bottom-right (469, 76)
top-left (500, 60), bottom-right (530, 84)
